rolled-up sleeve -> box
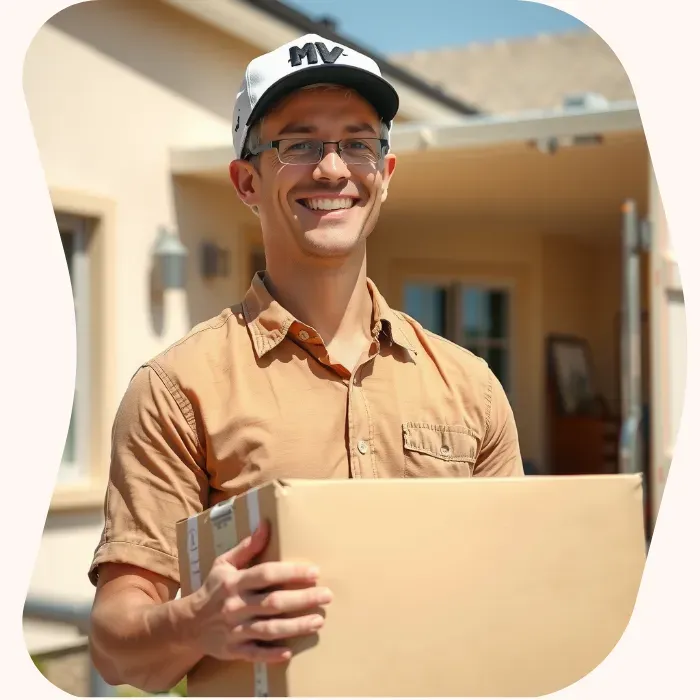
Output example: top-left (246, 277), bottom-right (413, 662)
top-left (88, 362), bottom-right (208, 586)
top-left (474, 370), bottom-right (524, 477)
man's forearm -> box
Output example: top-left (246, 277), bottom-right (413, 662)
top-left (90, 589), bottom-right (203, 693)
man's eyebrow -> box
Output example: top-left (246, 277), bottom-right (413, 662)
top-left (276, 122), bottom-right (379, 137)
top-left (345, 122), bottom-right (379, 135)
top-left (277, 122), bottom-right (317, 136)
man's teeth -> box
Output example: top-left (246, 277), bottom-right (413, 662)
top-left (303, 197), bottom-right (354, 211)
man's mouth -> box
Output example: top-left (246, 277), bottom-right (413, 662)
top-left (297, 197), bottom-right (358, 212)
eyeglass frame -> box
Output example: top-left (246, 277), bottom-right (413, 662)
top-left (244, 137), bottom-right (390, 165)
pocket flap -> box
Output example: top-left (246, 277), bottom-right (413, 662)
top-left (402, 422), bottom-right (479, 463)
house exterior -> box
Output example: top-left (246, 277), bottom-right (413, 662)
top-left (21, 0), bottom-right (478, 666)
top-left (390, 28), bottom-right (636, 114)
top-left (22, 0), bottom-right (682, 691)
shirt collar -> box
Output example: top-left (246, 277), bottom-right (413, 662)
top-left (366, 278), bottom-right (418, 357)
top-left (242, 273), bottom-right (417, 358)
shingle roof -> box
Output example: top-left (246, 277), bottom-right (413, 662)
top-left (389, 30), bottom-right (636, 115)
top-left (242, 0), bottom-right (481, 116)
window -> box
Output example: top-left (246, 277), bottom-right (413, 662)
top-left (403, 283), bottom-right (448, 336)
top-left (403, 281), bottom-right (512, 394)
top-left (57, 213), bottom-right (93, 486)
top-left (460, 287), bottom-right (510, 392)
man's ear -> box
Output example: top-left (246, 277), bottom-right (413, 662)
top-left (229, 159), bottom-right (261, 207)
top-left (380, 153), bottom-right (397, 203)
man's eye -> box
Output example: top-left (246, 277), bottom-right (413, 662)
top-left (287, 141), bottom-right (314, 151)
top-left (345, 141), bottom-right (369, 150)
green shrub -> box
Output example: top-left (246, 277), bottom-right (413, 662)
top-left (30, 655), bottom-right (47, 677)
top-left (116, 677), bottom-right (187, 697)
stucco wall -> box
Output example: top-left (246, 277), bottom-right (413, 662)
top-left (23, 0), bottom-right (257, 399)
top-left (369, 216), bottom-right (624, 472)
top-left (367, 216), bottom-right (545, 467)
top-left (22, 0), bottom-right (256, 651)
top-left (542, 235), bottom-right (623, 413)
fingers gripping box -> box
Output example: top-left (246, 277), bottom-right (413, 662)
top-left (176, 475), bottom-right (647, 697)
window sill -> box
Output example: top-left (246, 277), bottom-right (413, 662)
top-left (49, 485), bottom-right (105, 513)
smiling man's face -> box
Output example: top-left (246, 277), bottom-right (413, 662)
top-left (231, 86), bottom-right (397, 263)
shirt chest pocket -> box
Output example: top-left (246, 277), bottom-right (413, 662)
top-left (402, 422), bottom-right (479, 478)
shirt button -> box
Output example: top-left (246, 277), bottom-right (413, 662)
top-left (298, 330), bottom-right (310, 341)
top-left (357, 440), bottom-right (368, 455)
top-left (440, 445), bottom-right (451, 456)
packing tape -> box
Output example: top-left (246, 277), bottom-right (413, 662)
top-left (192, 492), bottom-right (269, 696)
top-left (246, 488), bottom-right (269, 698)
top-left (246, 488), bottom-right (262, 533)
top-left (211, 497), bottom-right (237, 557)
top-left (186, 515), bottom-right (202, 591)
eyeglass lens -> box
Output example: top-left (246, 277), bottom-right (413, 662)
top-left (277, 138), bottom-right (384, 164)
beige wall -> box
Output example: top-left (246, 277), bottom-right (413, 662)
top-left (368, 216), bottom-right (545, 468)
top-left (23, 0), bottom-right (257, 401)
top-left (369, 215), bottom-right (625, 472)
top-left (647, 161), bottom-right (684, 526)
top-left (542, 235), bottom-right (622, 414)
top-left (24, 511), bottom-right (106, 654)
top-left (172, 176), bottom-right (255, 324)
top-left (22, 0), bottom-right (258, 649)
top-left (22, 0), bottom-right (460, 650)
top-left (369, 130), bottom-right (648, 472)
top-left (21, 0), bottom-right (647, 655)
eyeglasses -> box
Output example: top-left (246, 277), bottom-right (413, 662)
top-left (246, 138), bottom-right (389, 165)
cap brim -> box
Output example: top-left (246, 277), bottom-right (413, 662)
top-left (247, 65), bottom-right (400, 128)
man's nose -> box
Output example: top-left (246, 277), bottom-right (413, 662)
top-left (313, 145), bottom-right (350, 182)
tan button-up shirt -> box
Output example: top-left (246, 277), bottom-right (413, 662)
top-left (89, 274), bottom-right (523, 585)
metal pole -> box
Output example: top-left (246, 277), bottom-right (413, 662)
top-left (619, 199), bottom-right (643, 474)
top-left (23, 598), bottom-right (93, 633)
top-left (24, 597), bottom-right (118, 696)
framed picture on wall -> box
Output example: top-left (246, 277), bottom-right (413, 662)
top-left (547, 335), bottom-right (596, 416)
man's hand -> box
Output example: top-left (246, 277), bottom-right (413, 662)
top-left (90, 520), bottom-right (331, 692)
top-left (185, 520), bottom-right (333, 664)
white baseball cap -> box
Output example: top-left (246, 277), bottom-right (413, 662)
top-left (232, 33), bottom-right (400, 159)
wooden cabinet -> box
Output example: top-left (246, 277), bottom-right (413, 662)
top-left (548, 407), bottom-right (620, 475)
top-left (546, 335), bottom-right (620, 475)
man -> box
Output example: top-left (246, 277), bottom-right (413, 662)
top-left (88, 34), bottom-right (523, 693)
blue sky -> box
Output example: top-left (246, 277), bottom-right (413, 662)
top-left (281, 0), bottom-right (586, 55)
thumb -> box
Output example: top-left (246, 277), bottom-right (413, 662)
top-left (220, 519), bottom-right (270, 570)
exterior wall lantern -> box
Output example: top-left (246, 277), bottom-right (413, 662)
top-left (154, 226), bottom-right (188, 290)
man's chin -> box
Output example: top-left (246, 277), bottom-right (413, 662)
top-left (297, 229), bottom-right (364, 259)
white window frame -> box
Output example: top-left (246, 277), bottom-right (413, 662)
top-left (56, 212), bottom-right (93, 487)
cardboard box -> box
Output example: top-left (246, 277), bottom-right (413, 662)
top-left (176, 475), bottom-right (646, 697)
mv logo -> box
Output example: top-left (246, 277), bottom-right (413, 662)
top-left (288, 42), bottom-right (348, 67)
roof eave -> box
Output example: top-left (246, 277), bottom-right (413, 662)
top-left (241, 0), bottom-right (481, 117)
top-left (390, 101), bottom-right (643, 152)
top-left (159, 0), bottom-right (480, 122)
top-left (170, 101), bottom-right (644, 179)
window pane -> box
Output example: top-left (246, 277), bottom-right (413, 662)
top-left (486, 346), bottom-right (509, 390)
top-left (461, 288), bottom-right (509, 343)
top-left (462, 288), bottom-right (486, 340)
top-left (61, 392), bottom-right (77, 464)
top-left (487, 291), bottom-right (509, 339)
top-left (403, 283), bottom-right (447, 336)
top-left (59, 228), bottom-right (78, 470)
top-left (460, 286), bottom-right (511, 393)
top-left (60, 231), bottom-right (75, 285)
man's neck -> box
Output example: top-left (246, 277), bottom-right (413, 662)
top-left (263, 249), bottom-right (375, 366)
